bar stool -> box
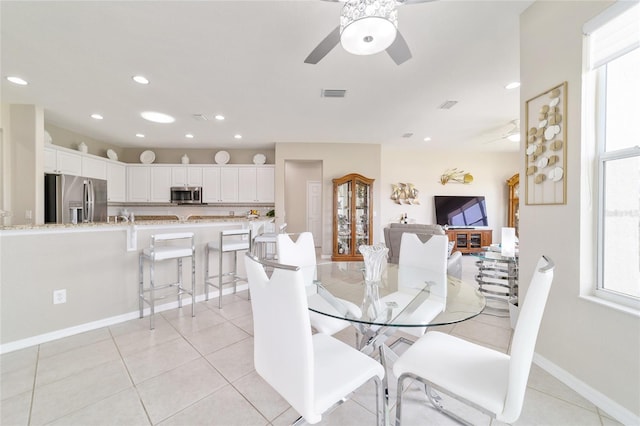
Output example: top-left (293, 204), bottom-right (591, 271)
top-left (205, 228), bottom-right (251, 308)
top-left (139, 232), bottom-right (195, 330)
top-left (253, 222), bottom-right (287, 260)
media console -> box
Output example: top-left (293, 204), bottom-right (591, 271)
top-left (445, 228), bottom-right (492, 254)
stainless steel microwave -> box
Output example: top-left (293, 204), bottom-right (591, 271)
top-left (170, 186), bottom-right (203, 204)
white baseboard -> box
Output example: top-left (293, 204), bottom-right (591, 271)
top-left (0, 284), bottom-right (249, 355)
top-left (534, 353), bottom-right (640, 426)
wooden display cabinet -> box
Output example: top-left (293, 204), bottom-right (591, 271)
top-left (332, 173), bottom-right (374, 261)
top-left (507, 173), bottom-right (519, 235)
top-left (445, 229), bottom-right (493, 254)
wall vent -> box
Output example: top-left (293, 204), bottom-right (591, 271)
top-left (192, 114), bottom-right (209, 121)
top-left (322, 89), bottom-right (347, 98)
top-left (438, 100), bottom-right (458, 110)
top-left (402, 133), bottom-right (414, 138)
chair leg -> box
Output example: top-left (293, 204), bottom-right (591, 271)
top-left (218, 249), bottom-right (224, 309)
top-left (373, 376), bottom-right (386, 426)
top-left (149, 256), bottom-right (155, 330)
top-left (205, 244), bottom-right (210, 301)
top-left (177, 258), bottom-right (183, 309)
top-left (232, 251), bottom-right (238, 294)
top-left (191, 252), bottom-right (196, 317)
top-left (395, 374), bottom-right (407, 426)
top-left (138, 254), bottom-right (144, 319)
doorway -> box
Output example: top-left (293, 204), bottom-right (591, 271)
top-left (284, 160), bottom-right (323, 247)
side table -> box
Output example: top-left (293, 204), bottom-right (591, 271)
top-left (474, 250), bottom-right (518, 319)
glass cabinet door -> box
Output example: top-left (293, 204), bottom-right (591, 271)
top-left (333, 173), bottom-right (374, 261)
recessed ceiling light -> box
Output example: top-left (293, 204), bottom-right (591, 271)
top-left (132, 75), bottom-right (149, 85)
top-left (136, 133), bottom-right (145, 138)
top-left (141, 111), bottom-right (175, 124)
top-left (505, 82), bottom-right (521, 90)
top-left (215, 115), bottom-right (225, 121)
top-left (185, 133), bottom-right (194, 139)
top-left (234, 134), bottom-right (242, 140)
top-left (91, 113), bottom-right (103, 120)
top-left (6, 76), bottom-right (28, 85)
top-left (423, 137), bottom-right (432, 142)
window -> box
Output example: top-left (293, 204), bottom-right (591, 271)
top-left (585, 2), bottom-right (640, 307)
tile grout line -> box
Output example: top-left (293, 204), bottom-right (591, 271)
top-left (26, 345), bottom-right (40, 426)
top-left (108, 326), bottom-right (154, 426)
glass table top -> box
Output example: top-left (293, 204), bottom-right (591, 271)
top-left (309, 261), bottom-right (486, 328)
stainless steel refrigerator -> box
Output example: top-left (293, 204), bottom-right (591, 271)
top-left (44, 174), bottom-right (108, 224)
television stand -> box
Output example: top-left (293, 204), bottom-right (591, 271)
top-left (445, 229), bottom-right (492, 254)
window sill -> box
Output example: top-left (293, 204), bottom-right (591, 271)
top-left (579, 294), bottom-right (640, 318)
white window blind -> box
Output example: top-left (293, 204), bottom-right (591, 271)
top-left (584, 1), bottom-right (639, 69)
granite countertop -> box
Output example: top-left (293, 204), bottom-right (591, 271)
top-left (1, 215), bottom-right (271, 231)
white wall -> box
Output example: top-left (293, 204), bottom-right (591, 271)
top-left (521, 1), bottom-right (639, 420)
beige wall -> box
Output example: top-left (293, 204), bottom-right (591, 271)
top-left (521, 0), bottom-right (639, 419)
top-left (283, 160), bottom-right (322, 236)
top-left (380, 148), bottom-right (518, 238)
top-left (45, 123), bottom-right (276, 165)
top-left (275, 143), bottom-right (382, 257)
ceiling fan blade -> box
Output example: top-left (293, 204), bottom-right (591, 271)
top-left (386, 31), bottom-right (412, 65)
top-left (304, 26), bottom-right (341, 64)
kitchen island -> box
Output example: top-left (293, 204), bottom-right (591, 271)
top-left (0, 217), bottom-right (271, 353)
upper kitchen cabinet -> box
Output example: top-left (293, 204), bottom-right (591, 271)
top-left (44, 145), bottom-right (82, 176)
top-left (171, 166), bottom-right (203, 187)
top-left (82, 155), bottom-right (107, 180)
top-left (128, 165), bottom-right (170, 202)
top-left (202, 166), bottom-right (239, 203)
top-left (127, 166), bottom-right (150, 202)
top-left (107, 161), bottom-right (126, 202)
top-left (238, 166), bottom-right (275, 202)
top-left (150, 166), bottom-right (172, 202)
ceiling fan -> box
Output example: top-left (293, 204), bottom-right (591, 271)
top-left (304, 0), bottom-right (436, 66)
top-left (484, 119), bottom-right (521, 144)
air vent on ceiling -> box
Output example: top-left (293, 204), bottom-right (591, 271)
top-left (322, 89), bottom-right (347, 98)
top-left (402, 133), bottom-right (414, 138)
top-left (438, 100), bottom-right (458, 110)
top-left (192, 114), bottom-right (209, 121)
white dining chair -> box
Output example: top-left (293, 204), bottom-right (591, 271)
top-left (393, 255), bottom-right (555, 426)
top-left (244, 253), bottom-right (386, 425)
top-left (276, 232), bottom-right (362, 335)
top-left (381, 233), bottom-right (448, 340)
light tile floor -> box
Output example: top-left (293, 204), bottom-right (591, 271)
top-left (1, 256), bottom-right (622, 426)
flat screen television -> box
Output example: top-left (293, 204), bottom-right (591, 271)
top-left (434, 196), bottom-right (488, 227)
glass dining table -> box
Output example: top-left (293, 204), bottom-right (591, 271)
top-left (307, 261), bottom-right (486, 401)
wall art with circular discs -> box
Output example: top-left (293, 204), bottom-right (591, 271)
top-left (525, 82), bottom-right (567, 205)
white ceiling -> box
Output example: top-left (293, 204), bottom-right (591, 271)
top-left (1, 0), bottom-right (532, 152)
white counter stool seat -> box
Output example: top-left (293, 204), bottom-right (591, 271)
top-left (139, 232), bottom-right (195, 330)
top-left (205, 228), bottom-right (251, 308)
top-left (253, 222), bottom-right (286, 260)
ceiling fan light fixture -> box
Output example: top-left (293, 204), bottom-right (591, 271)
top-left (340, 0), bottom-right (398, 56)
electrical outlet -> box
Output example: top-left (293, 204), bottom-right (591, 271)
top-left (53, 289), bottom-right (66, 304)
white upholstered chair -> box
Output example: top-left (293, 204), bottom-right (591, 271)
top-left (253, 222), bottom-right (287, 259)
top-left (276, 232), bottom-right (362, 335)
top-left (381, 233), bottom-right (448, 339)
top-left (244, 253), bottom-right (386, 425)
top-left (393, 255), bottom-right (555, 426)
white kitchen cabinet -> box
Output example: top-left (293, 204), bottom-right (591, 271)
top-left (202, 167), bottom-right (221, 202)
top-left (220, 167), bottom-right (239, 202)
top-left (127, 166), bottom-right (150, 202)
top-left (82, 156), bottom-right (107, 180)
top-left (150, 166), bottom-right (172, 202)
top-left (107, 161), bottom-right (126, 202)
top-left (238, 166), bottom-right (274, 202)
top-left (172, 166), bottom-right (203, 187)
top-left (44, 146), bottom-right (82, 176)
top-left (203, 166), bottom-right (239, 202)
